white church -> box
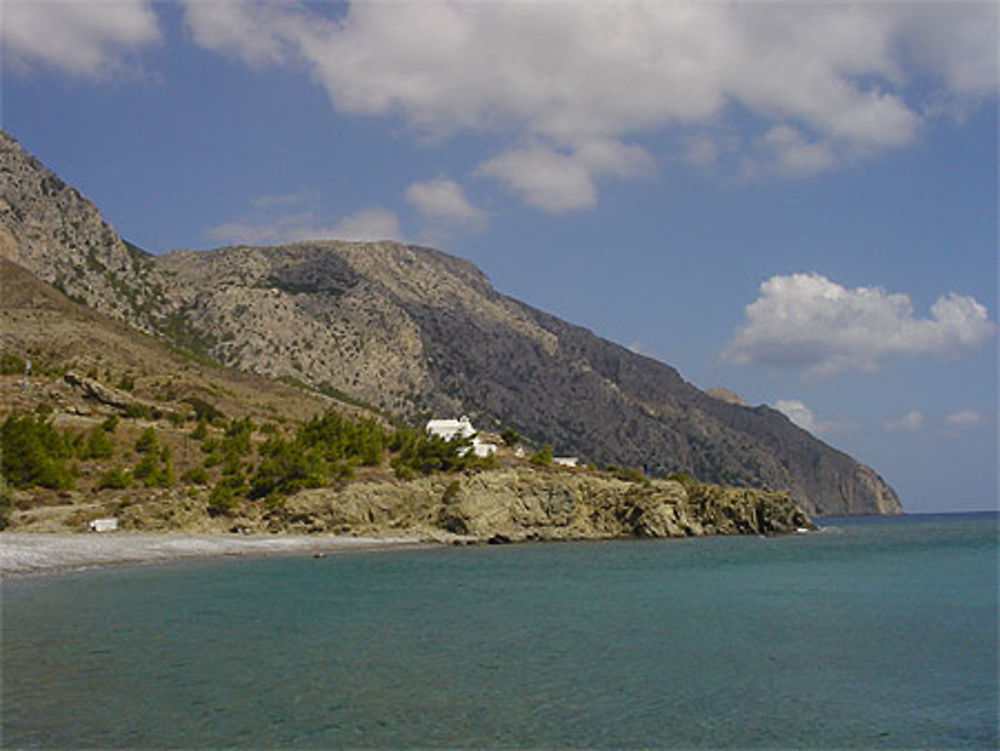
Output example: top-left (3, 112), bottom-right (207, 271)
top-left (425, 415), bottom-right (497, 458)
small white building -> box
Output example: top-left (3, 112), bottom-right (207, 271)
top-left (88, 517), bottom-right (118, 533)
top-left (426, 415), bottom-right (497, 458)
top-left (553, 457), bottom-right (579, 468)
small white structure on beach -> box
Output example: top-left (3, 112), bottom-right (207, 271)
top-left (88, 517), bottom-right (119, 533)
top-left (426, 415), bottom-right (497, 458)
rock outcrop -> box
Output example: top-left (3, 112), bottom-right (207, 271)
top-left (112, 468), bottom-right (814, 540)
top-left (0, 130), bottom-right (902, 516)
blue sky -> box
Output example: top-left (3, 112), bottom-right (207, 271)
top-left (3, 1), bottom-right (997, 512)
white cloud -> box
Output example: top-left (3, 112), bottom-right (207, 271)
top-left (477, 145), bottom-right (597, 213)
top-left (760, 125), bottom-right (837, 177)
top-left (207, 208), bottom-right (402, 246)
top-left (724, 273), bottom-right (996, 375)
top-left (177, 2), bottom-right (996, 207)
top-left (2, 0), bottom-right (160, 77)
top-left (945, 410), bottom-right (985, 428)
top-left (883, 411), bottom-right (925, 433)
top-left (772, 399), bottom-right (829, 434)
top-left (329, 208), bottom-right (403, 243)
top-left (181, 1), bottom-right (295, 67)
top-left (477, 139), bottom-right (652, 212)
top-left (404, 178), bottom-right (485, 226)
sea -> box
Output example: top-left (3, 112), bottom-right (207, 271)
top-left (2, 513), bottom-right (997, 749)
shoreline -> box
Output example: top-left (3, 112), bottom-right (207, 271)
top-left (0, 532), bottom-right (430, 579)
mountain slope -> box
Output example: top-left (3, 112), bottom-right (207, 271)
top-left (0, 130), bottom-right (901, 516)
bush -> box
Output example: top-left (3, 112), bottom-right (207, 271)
top-left (206, 480), bottom-right (240, 517)
top-left (0, 352), bottom-right (26, 375)
top-left (184, 397), bottom-right (224, 425)
top-left (189, 418), bottom-right (209, 440)
top-left (666, 471), bottom-right (694, 487)
top-left (390, 428), bottom-right (473, 477)
top-left (101, 415), bottom-right (119, 433)
top-left (1, 413), bottom-right (75, 490)
top-left (500, 428), bottom-right (520, 447)
top-left (80, 426), bottom-right (114, 460)
top-left (123, 403), bottom-right (150, 419)
top-left (249, 434), bottom-right (326, 499)
top-left (135, 427), bottom-right (158, 454)
top-left (0, 480), bottom-right (13, 530)
top-left (529, 444), bottom-right (553, 466)
top-left (96, 466), bottom-right (131, 490)
top-left (181, 466), bottom-right (209, 485)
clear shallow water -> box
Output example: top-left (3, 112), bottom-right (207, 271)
top-left (2, 513), bottom-right (997, 749)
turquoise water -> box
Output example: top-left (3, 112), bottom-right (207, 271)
top-left (2, 513), bottom-right (997, 748)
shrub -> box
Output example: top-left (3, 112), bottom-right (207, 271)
top-left (101, 414), bottom-right (119, 433)
top-left (0, 480), bottom-right (13, 530)
top-left (500, 428), bottom-right (520, 447)
top-left (189, 418), bottom-right (208, 440)
top-left (249, 434), bottom-right (326, 499)
top-left (135, 427), bottom-right (158, 454)
top-left (206, 480), bottom-right (240, 517)
top-left (0, 413), bottom-right (75, 490)
top-left (181, 466), bottom-right (209, 485)
top-left (80, 426), bottom-right (114, 460)
top-left (666, 471), bottom-right (694, 487)
top-left (96, 466), bottom-right (131, 490)
top-left (529, 444), bottom-right (553, 466)
top-left (613, 466), bottom-right (648, 484)
top-left (123, 403), bottom-right (150, 419)
top-left (390, 428), bottom-right (472, 477)
top-left (184, 397), bottom-right (224, 425)
top-left (0, 353), bottom-right (26, 375)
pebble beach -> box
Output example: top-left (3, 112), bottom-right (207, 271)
top-left (0, 533), bottom-right (426, 578)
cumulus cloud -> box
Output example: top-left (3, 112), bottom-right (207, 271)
top-left (404, 178), bottom-right (485, 226)
top-left (177, 1), bottom-right (997, 206)
top-left (2, 0), bottom-right (160, 77)
top-left (772, 400), bottom-right (834, 434)
top-left (882, 411), bottom-right (926, 433)
top-left (724, 273), bottom-right (996, 375)
top-left (207, 208), bottom-right (402, 246)
top-left (478, 140), bottom-right (651, 212)
top-left (945, 410), bottom-right (985, 428)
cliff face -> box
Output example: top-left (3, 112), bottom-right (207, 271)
top-left (104, 468), bottom-right (813, 541)
top-left (0, 130), bottom-right (902, 516)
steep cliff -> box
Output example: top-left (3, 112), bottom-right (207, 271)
top-left (0, 130), bottom-right (901, 516)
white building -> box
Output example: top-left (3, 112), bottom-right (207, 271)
top-left (426, 415), bottom-right (497, 458)
top-left (553, 457), bottom-right (579, 468)
top-left (88, 517), bottom-right (118, 532)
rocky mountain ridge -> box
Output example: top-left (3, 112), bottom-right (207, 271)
top-left (0, 130), bottom-right (902, 516)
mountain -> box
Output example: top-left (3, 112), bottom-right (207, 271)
top-left (0, 130), bottom-right (901, 516)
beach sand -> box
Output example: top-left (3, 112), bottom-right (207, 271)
top-left (0, 533), bottom-right (427, 578)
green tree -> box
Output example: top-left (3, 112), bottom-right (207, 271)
top-left (134, 427), bottom-right (158, 454)
top-left (500, 428), bottom-right (520, 447)
top-left (96, 466), bottom-right (131, 490)
top-left (80, 426), bottom-right (114, 460)
top-left (0, 413), bottom-right (75, 489)
top-left (529, 444), bottom-right (553, 466)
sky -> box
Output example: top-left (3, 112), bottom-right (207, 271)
top-left (2, 1), bottom-right (997, 512)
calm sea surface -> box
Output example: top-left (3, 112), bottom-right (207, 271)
top-left (2, 513), bottom-right (997, 749)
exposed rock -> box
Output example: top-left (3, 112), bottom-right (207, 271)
top-left (63, 371), bottom-right (139, 411)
